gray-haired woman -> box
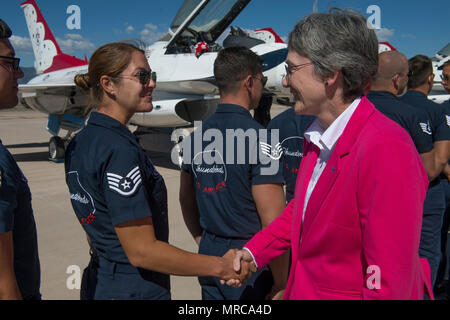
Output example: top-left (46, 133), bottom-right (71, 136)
top-left (232, 9), bottom-right (434, 300)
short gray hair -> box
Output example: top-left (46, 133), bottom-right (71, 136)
top-left (288, 9), bottom-right (378, 102)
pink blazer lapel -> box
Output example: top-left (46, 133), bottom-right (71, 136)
top-left (301, 150), bottom-right (342, 238)
top-left (299, 97), bottom-right (376, 242)
top-left (291, 142), bottom-right (320, 258)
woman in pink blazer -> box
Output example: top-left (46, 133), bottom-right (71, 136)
top-left (231, 9), bottom-right (434, 300)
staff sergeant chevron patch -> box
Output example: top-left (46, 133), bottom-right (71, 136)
top-left (260, 142), bottom-right (283, 160)
top-left (106, 166), bottom-right (142, 197)
top-left (419, 122), bottom-right (432, 135)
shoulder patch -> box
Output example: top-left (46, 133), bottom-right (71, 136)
top-left (260, 142), bottom-right (283, 160)
top-left (419, 122), bottom-right (432, 135)
top-left (106, 166), bottom-right (142, 196)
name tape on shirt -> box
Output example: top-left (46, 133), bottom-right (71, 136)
top-left (106, 166), bottom-right (142, 197)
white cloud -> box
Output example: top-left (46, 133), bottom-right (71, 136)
top-left (126, 26), bottom-right (135, 34)
top-left (144, 23), bottom-right (158, 31)
top-left (375, 28), bottom-right (395, 42)
top-left (64, 34), bottom-right (83, 40)
top-left (139, 23), bottom-right (166, 45)
top-left (10, 35), bottom-right (33, 55)
top-left (56, 34), bottom-right (95, 54)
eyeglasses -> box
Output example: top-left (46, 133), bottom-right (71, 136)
top-left (284, 62), bottom-right (313, 79)
top-left (441, 74), bottom-right (450, 82)
top-left (0, 55), bottom-right (21, 72)
top-left (254, 75), bottom-right (268, 87)
top-left (115, 69), bottom-right (157, 85)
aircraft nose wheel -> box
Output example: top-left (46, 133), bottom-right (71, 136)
top-left (49, 136), bottom-right (66, 162)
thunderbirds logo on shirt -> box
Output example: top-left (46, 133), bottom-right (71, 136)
top-left (280, 136), bottom-right (304, 158)
top-left (260, 142), bottom-right (283, 160)
top-left (419, 122), bottom-right (432, 135)
top-left (192, 150), bottom-right (227, 194)
top-left (67, 171), bottom-right (96, 225)
top-left (107, 166), bottom-right (142, 197)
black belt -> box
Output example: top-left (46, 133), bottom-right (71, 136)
top-left (202, 230), bottom-right (251, 243)
top-left (97, 255), bottom-right (140, 274)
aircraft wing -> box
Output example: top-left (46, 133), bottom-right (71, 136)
top-left (19, 83), bottom-right (76, 93)
top-left (19, 82), bottom-right (89, 116)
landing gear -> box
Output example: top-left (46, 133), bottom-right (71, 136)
top-left (48, 136), bottom-right (66, 161)
top-left (46, 113), bottom-right (87, 162)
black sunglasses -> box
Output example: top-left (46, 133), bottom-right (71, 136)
top-left (136, 69), bottom-right (157, 85)
top-left (116, 69), bottom-right (157, 85)
top-left (0, 55), bottom-right (20, 72)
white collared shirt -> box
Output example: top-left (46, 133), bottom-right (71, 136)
top-left (302, 98), bottom-right (361, 222)
top-left (244, 98), bottom-right (362, 268)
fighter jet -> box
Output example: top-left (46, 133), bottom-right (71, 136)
top-left (19, 0), bottom-right (289, 161)
top-left (430, 43), bottom-right (450, 104)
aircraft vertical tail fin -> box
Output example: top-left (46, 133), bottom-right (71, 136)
top-left (254, 28), bottom-right (285, 44)
top-left (20, 0), bottom-right (88, 74)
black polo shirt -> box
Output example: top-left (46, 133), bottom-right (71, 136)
top-left (367, 91), bottom-right (434, 154)
top-left (267, 108), bottom-right (315, 202)
top-left (443, 99), bottom-right (450, 106)
top-left (65, 112), bottom-right (169, 271)
top-left (181, 104), bottom-right (284, 239)
top-left (0, 140), bottom-right (41, 299)
top-left (400, 91), bottom-right (450, 214)
top-left (400, 91), bottom-right (450, 142)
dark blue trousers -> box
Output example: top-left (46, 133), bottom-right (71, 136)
top-left (198, 231), bottom-right (273, 300)
top-left (92, 255), bottom-right (171, 300)
top-left (420, 181), bottom-right (445, 288)
top-left (435, 179), bottom-right (450, 295)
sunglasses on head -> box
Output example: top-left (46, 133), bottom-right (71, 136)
top-left (0, 55), bottom-right (20, 72)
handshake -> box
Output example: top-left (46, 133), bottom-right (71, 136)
top-left (218, 249), bottom-right (256, 288)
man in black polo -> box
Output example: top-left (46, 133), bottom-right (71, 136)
top-left (267, 108), bottom-right (314, 203)
top-left (441, 61), bottom-right (450, 108)
top-left (180, 47), bottom-right (288, 300)
top-left (0, 19), bottom-right (41, 300)
top-left (436, 60), bottom-right (450, 298)
top-left (367, 51), bottom-right (435, 178)
top-left (400, 55), bottom-right (450, 288)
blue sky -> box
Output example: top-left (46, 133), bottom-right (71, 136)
top-left (2, 0), bottom-right (449, 68)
